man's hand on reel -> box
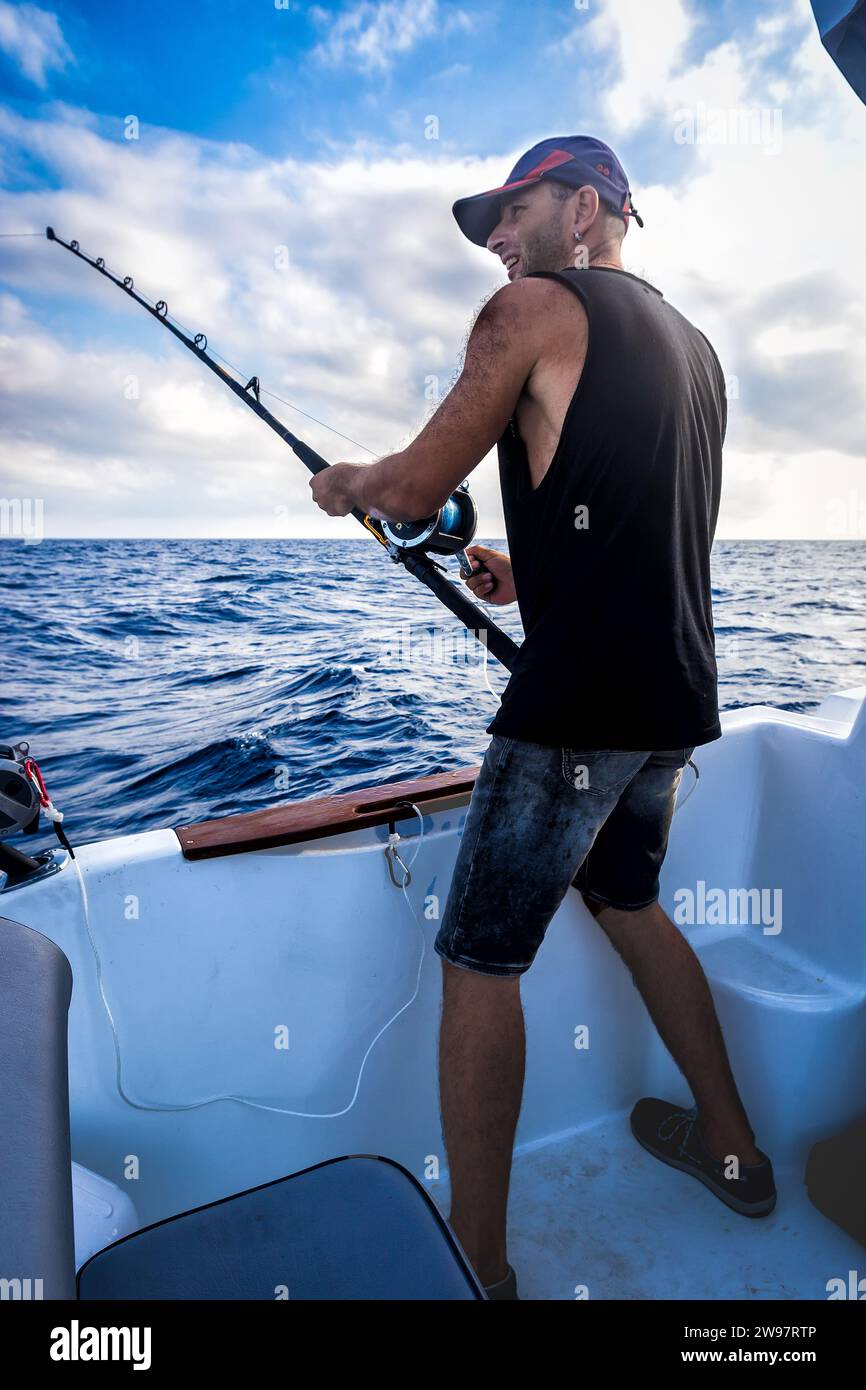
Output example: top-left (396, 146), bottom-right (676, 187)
top-left (463, 545), bottom-right (516, 605)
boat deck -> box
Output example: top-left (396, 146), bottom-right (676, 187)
top-left (434, 1112), bottom-right (862, 1300)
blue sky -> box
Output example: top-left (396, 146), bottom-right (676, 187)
top-left (1, 0), bottom-right (866, 538)
top-left (1, 0), bottom-right (782, 159)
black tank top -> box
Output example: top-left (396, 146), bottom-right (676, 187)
top-left (486, 266), bottom-right (725, 751)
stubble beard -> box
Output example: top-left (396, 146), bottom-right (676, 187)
top-left (515, 224), bottom-right (573, 278)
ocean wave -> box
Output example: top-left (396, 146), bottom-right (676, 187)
top-left (2, 537), bottom-right (864, 846)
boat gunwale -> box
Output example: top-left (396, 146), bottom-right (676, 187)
top-left (175, 764), bottom-right (480, 860)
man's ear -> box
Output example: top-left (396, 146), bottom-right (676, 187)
top-left (576, 184), bottom-right (601, 231)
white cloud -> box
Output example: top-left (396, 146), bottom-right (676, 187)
top-left (1, 0), bottom-right (864, 539)
top-left (584, 0), bottom-right (866, 536)
top-left (720, 450), bottom-right (866, 540)
top-left (581, 0), bottom-right (694, 135)
top-left (0, 115), bottom-right (507, 536)
top-left (310, 0), bottom-right (472, 74)
top-left (0, 1), bottom-right (74, 88)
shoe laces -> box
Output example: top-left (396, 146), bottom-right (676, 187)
top-left (657, 1105), bottom-right (699, 1150)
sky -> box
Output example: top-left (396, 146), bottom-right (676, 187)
top-left (0, 0), bottom-right (865, 539)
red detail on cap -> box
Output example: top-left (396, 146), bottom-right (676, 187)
top-left (521, 149), bottom-right (575, 178)
top-left (478, 148), bottom-right (575, 198)
top-left (596, 163), bottom-right (610, 176)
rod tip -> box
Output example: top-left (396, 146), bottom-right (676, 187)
top-left (45, 226), bottom-right (55, 240)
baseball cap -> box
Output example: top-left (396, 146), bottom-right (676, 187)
top-left (452, 135), bottom-right (643, 248)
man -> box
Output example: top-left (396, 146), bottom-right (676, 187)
top-left (310, 135), bottom-right (775, 1301)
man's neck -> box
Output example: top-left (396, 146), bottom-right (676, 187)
top-left (586, 245), bottom-right (624, 271)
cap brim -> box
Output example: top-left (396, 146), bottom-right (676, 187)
top-left (452, 173), bottom-right (546, 247)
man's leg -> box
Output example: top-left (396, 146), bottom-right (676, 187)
top-left (438, 958), bottom-right (525, 1286)
top-left (585, 896), bottom-right (762, 1166)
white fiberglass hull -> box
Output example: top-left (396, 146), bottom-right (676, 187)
top-left (8, 688), bottom-right (866, 1298)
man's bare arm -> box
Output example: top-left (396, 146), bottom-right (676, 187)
top-left (352, 279), bottom-right (555, 521)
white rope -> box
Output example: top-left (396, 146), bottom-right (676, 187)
top-left (71, 802), bottom-right (428, 1119)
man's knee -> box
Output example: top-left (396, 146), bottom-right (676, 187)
top-left (581, 895), bottom-right (663, 954)
top-left (582, 892), bottom-right (659, 918)
top-left (440, 956), bottom-right (521, 996)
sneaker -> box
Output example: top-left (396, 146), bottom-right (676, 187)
top-left (483, 1263), bottom-right (519, 1300)
top-left (630, 1098), bottom-right (777, 1217)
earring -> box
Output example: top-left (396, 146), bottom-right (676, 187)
top-left (574, 229), bottom-right (582, 242)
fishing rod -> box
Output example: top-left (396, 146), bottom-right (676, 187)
top-left (45, 227), bottom-right (519, 673)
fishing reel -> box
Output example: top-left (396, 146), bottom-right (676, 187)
top-left (0, 742), bottom-right (41, 838)
top-left (0, 741), bottom-right (72, 891)
top-left (380, 481), bottom-right (480, 577)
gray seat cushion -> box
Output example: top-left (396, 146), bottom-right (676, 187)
top-left (0, 915), bottom-right (76, 1299)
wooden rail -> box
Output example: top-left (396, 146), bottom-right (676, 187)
top-left (175, 764), bottom-right (480, 861)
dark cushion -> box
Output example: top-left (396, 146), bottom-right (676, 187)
top-left (78, 1155), bottom-right (483, 1300)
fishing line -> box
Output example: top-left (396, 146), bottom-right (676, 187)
top-left (481, 639), bottom-right (501, 701)
top-left (477, 620), bottom-right (504, 703)
top-left (64, 245), bottom-right (378, 456)
top-left (676, 757), bottom-right (699, 810)
top-left (149, 303), bottom-right (378, 456)
top-left (41, 224), bottom-right (509, 671)
top-left (8, 225), bottom-right (374, 450)
top-left (46, 226), bottom-right (520, 671)
top-left (71, 802), bottom-right (430, 1119)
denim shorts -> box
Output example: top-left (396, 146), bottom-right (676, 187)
top-left (433, 736), bottom-right (695, 978)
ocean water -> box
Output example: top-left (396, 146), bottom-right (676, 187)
top-left (2, 538), bottom-right (864, 850)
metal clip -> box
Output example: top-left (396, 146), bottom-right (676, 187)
top-left (385, 830), bottom-right (412, 887)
